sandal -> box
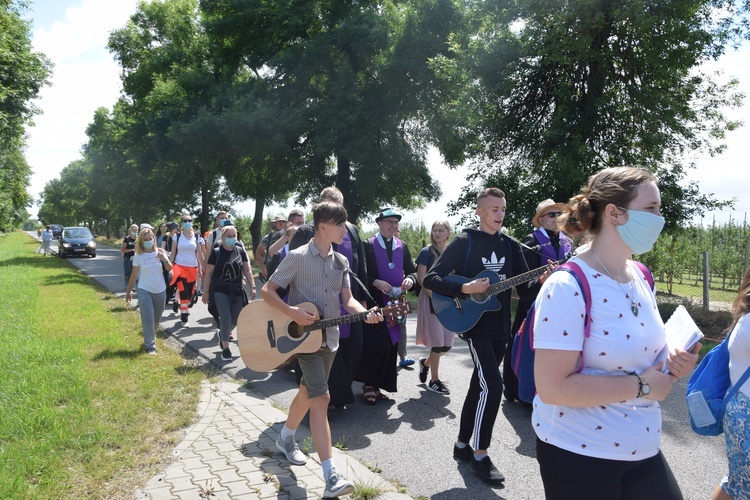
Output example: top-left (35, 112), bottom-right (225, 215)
top-left (363, 386), bottom-right (378, 405)
top-left (374, 390), bottom-right (390, 401)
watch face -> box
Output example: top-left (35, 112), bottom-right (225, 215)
top-left (642, 384), bottom-right (651, 395)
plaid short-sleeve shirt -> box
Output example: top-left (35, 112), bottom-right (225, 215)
top-left (269, 240), bottom-right (351, 351)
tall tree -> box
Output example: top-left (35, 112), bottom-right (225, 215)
top-left (432, 0), bottom-right (748, 231)
top-left (201, 0), bottom-right (462, 223)
top-left (0, 0), bottom-right (51, 230)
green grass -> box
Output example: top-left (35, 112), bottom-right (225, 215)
top-left (0, 232), bottom-right (205, 499)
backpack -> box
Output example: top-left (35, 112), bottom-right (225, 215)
top-left (686, 327), bottom-right (750, 436)
top-left (511, 260), bottom-right (654, 404)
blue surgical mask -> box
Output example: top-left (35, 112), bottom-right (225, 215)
top-left (182, 222), bottom-right (192, 230)
top-left (130, 231), bottom-right (138, 238)
top-left (616, 208), bottom-right (665, 255)
top-left (220, 219), bottom-right (229, 226)
top-left (224, 237), bottom-right (237, 247)
top-left (143, 240), bottom-right (154, 249)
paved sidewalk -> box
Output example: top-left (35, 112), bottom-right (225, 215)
top-left (133, 380), bottom-right (406, 500)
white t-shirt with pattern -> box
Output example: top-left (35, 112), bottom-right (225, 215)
top-left (532, 258), bottom-right (665, 461)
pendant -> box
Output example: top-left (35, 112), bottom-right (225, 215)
top-left (631, 300), bottom-right (639, 317)
top-left (388, 262), bottom-right (395, 269)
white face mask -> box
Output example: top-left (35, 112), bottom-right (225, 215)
top-left (616, 207), bottom-right (665, 255)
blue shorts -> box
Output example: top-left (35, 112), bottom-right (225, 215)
top-left (721, 388), bottom-right (750, 499)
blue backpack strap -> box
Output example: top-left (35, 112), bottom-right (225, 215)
top-left (633, 261), bottom-right (655, 291)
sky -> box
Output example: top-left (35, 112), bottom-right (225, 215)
top-left (23, 0), bottom-right (750, 229)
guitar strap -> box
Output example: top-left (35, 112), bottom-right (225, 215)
top-left (332, 251), bottom-right (379, 306)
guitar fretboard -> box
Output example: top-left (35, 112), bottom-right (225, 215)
top-left (308, 310), bottom-right (372, 331)
top-left (475, 258), bottom-right (567, 301)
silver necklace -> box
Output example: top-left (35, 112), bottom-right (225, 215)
top-left (592, 251), bottom-right (639, 317)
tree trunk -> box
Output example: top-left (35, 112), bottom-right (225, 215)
top-left (249, 195), bottom-right (266, 253)
top-left (200, 184), bottom-right (211, 235)
top-left (336, 156), bottom-right (360, 224)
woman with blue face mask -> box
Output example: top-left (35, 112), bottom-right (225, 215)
top-left (126, 228), bottom-right (172, 354)
top-left (168, 214), bottom-right (205, 327)
top-left (202, 224), bottom-right (256, 362)
top-left (531, 166), bottom-right (702, 499)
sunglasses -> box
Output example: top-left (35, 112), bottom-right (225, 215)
top-left (545, 212), bottom-right (562, 218)
top-left (182, 219), bottom-right (192, 223)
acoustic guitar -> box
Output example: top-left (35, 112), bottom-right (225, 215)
top-left (237, 296), bottom-right (412, 372)
top-left (431, 259), bottom-right (568, 333)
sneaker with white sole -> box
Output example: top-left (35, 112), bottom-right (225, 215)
top-left (221, 347), bottom-right (232, 361)
top-left (419, 357), bottom-right (429, 384)
top-left (323, 467), bottom-right (354, 498)
top-left (275, 434), bottom-right (306, 465)
top-left (428, 379), bottom-right (450, 394)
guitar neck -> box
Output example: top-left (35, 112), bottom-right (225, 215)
top-left (483, 259), bottom-right (565, 297)
top-left (310, 310), bottom-right (371, 331)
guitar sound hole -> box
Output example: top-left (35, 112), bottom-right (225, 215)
top-left (287, 324), bottom-right (307, 339)
top-left (470, 293), bottom-right (488, 304)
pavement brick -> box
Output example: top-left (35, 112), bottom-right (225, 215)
top-left (187, 466), bottom-right (216, 482)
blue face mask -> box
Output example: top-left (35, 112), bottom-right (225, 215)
top-left (182, 222), bottom-right (192, 230)
top-left (130, 231), bottom-right (138, 238)
top-left (143, 240), bottom-right (154, 249)
top-left (224, 237), bottom-right (237, 247)
top-left (616, 208), bottom-right (665, 255)
top-left (220, 219), bottom-right (229, 226)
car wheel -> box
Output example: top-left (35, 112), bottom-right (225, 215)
top-left (90, 253), bottom-right (96, 258)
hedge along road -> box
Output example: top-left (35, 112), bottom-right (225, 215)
top-left (32, 231), bottom-right (727, 499)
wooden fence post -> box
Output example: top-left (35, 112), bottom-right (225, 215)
top-left (703, 250), bottom-right (709, 311)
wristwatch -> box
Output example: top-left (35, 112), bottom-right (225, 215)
top-left (627, 371), bottom-right (651, 398)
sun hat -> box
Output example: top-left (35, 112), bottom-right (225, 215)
top-left (532, 199), bottom-right (565, 228)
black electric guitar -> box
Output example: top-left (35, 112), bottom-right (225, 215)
top-left (431, 259), bottom-right (567, 333)
top-left (237, 296), bottom-right (412, 372)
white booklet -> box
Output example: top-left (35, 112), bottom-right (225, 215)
top-left (656, 305), bottom-right (704, 373)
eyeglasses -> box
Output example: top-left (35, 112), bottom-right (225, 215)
top-left (182, 219), bottom-right (192, 223)
top-left (545, 212), bottom-right (562, 218)
top-left (381, 219), bottom-right (399, 225)
top-left (432, 229), bottom-right (448, 233)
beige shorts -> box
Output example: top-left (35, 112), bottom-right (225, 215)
top-left (296, 347), bottom-right (336, 399)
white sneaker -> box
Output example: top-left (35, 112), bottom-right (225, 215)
top-left (275, 434), bottom-right (306, 465)
top-left (323, 467), bottom-right (354, 498)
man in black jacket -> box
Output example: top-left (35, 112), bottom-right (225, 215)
top-left (424, 187), bottom-right (542, 485)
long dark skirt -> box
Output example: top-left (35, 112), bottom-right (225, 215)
top-left (355, 322), bottom-right (398, 393)
top-left (328, 323), bottom-right (364, 407)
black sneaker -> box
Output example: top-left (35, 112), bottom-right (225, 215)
top-left (221, 347), bottom-right (232, 361)
top-left (428, 379), bottom-right (450, 395)
top-left (453, 444), bottom-right (473, 462)
top-left (470, 455), bottom-right (505, 484)
top-left (172, 301), bottom-right (178, 313)
top-left (419, 357), bottom-right (429, 384)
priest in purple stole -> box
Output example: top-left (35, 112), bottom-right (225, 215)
top-left (503, 198), bottom-right (573, 403)
top-left (355, 208), bottom-right (418, 405)
top-left (288, 187), bottom-right (368, 408)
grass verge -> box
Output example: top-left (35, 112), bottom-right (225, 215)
top-left (0, 232), bottom-right (205, 499)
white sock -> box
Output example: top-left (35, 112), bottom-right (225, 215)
top-left (455, 440), bottom-right (467, 449)
top-left (322, 458), bottom-right (335, 479)
top-left (280, 424), bottom-right (294, 441)
top-left (474, 451), bottom-right (488, 460)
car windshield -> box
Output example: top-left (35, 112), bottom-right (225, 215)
top-left (64, 228), bottom-right (92, 239)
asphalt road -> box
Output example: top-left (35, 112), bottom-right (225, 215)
top-left (34, 232), bottom-right (727, 499)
